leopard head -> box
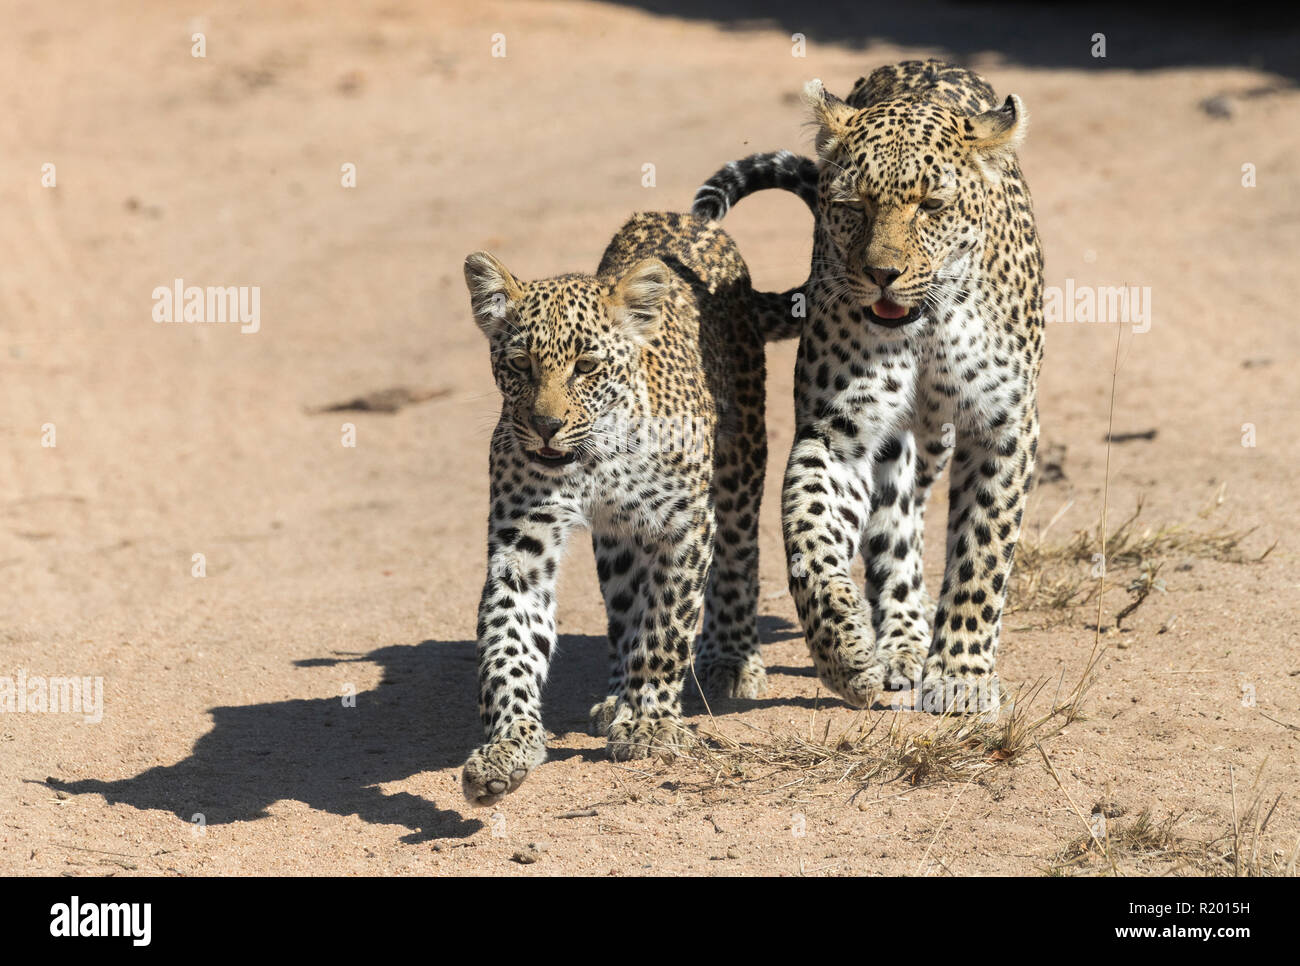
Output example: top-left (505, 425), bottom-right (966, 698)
top-left (464, 252), bottom-right (669, 472)
top-left (803, 78), bottom-right (1027, 329)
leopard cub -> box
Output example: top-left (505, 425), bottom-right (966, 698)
top-left (460, 211), bottom-right (796, 805)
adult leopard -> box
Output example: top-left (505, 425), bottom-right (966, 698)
top-left (693, 61), bottom-right (1044, 713)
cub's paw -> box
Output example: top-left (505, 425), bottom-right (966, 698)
top-left (588, 696), bottom-right (619, 737)
top-left (604, 702), bottom-right (695, 761)
top-left (461, 721), bottom-right (547, 806)
top-left (697, 652), bottom-right (768, 701)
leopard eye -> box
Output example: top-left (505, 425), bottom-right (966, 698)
top-left (920, 198), bottom-right (946, 213)
top-left (574, 357), bottom-right (600, 375)
top-left (506, 355), bottom-right (532, 374)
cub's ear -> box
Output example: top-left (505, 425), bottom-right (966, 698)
top-left (802, 78), bottom-right (856, 163)
top-left (610, 258), bottom-right (670, 340)
top-left (464, 251), bottom-right (522, 338)
top-left (966, 95), bottom-right (1027, 170)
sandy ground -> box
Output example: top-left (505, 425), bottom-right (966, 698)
top-left (1, 1), bottom-right (1297, 876)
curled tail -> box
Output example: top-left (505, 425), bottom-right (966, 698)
top-left (691, 149), bottom-right (819, 221)
top-left (691, 150), bottom-right (819, 342)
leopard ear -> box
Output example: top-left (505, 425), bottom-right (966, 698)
top-left (464, 251), bottom-right (522, 338)
top-left (966, 95), bottom-right (1027, 165)
top-left (610, 258), bottom-right (670, 340)
top-left (802, 79), bottom-right (856, 163)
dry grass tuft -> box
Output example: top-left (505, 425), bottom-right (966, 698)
top-left (1047, 765), bottom-right (1298, 877)
top-left (1049, 807), bottom-right (1193, 875)
top-left (1008, 491), bottom-right (1271, 627)
top-left (682, 650), bottom-right (1102, 794)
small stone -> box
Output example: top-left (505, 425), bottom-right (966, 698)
top-left (1199, 95), bottom-right (1234, 119)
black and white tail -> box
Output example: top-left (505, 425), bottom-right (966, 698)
top-left (691, 150), bottom-right (819, 221)
top-left (691, 150), bottom-right (819, 342)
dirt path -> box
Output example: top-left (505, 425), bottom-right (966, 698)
top-left (1, 1), bottom-right (1297, 876)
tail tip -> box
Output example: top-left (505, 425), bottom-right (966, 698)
top-left (690, 185), bottom-right (729, 222)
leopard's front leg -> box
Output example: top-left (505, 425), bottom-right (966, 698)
top-left (592, 496), bottom-right (713, 760)
top-left (461, 486), bottom-right (575, 806)
top-left (859, 432), bottom-right (929, 690)
top-left (922, 404), bottom-right (1039, 714)
top-left (781, 420), bottom-right (883, 706)
top-left (588, 531), bottom-right (638, 737)
top-left (859, 398), bottom-right (957, 690)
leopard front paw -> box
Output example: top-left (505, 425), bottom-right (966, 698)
top-left (818, 642), bottom-right (879, 708)
top-left (919, 654), bottom-right (1001, 717)
top-left (865, 620), bottom-right (930, 692)
top-left (805, 577), bottom-right (879, 707)
top-left (461, 721), bottom-right (547, 806)
top-left (604, 701), bottom-right (694, 761)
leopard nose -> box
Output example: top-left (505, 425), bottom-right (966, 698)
top-left (866, 265), bottom-right (902, 288)
top-left (530, 414), bottom-right (564, 443)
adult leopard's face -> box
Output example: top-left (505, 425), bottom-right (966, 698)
top-left (463, 252), bottom-right (669, 472)
top-left (804, 79), bottom-right (1026, 329)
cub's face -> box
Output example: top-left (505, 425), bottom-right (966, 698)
top-left (804, 80), bottom-right (1027, 328)
top-left (463, 253), bottom-right (669, 473)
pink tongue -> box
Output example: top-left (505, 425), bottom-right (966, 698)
top-left (872, 298), bottom-right (908, 320)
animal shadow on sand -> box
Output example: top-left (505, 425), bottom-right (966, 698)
top-left (58, 617), bottom-right (811, 842)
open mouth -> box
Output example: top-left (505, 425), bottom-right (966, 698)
top-left (867, 298), bottom-right (921, 328)
top-left (528, 446), bottom-right (576, 467)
